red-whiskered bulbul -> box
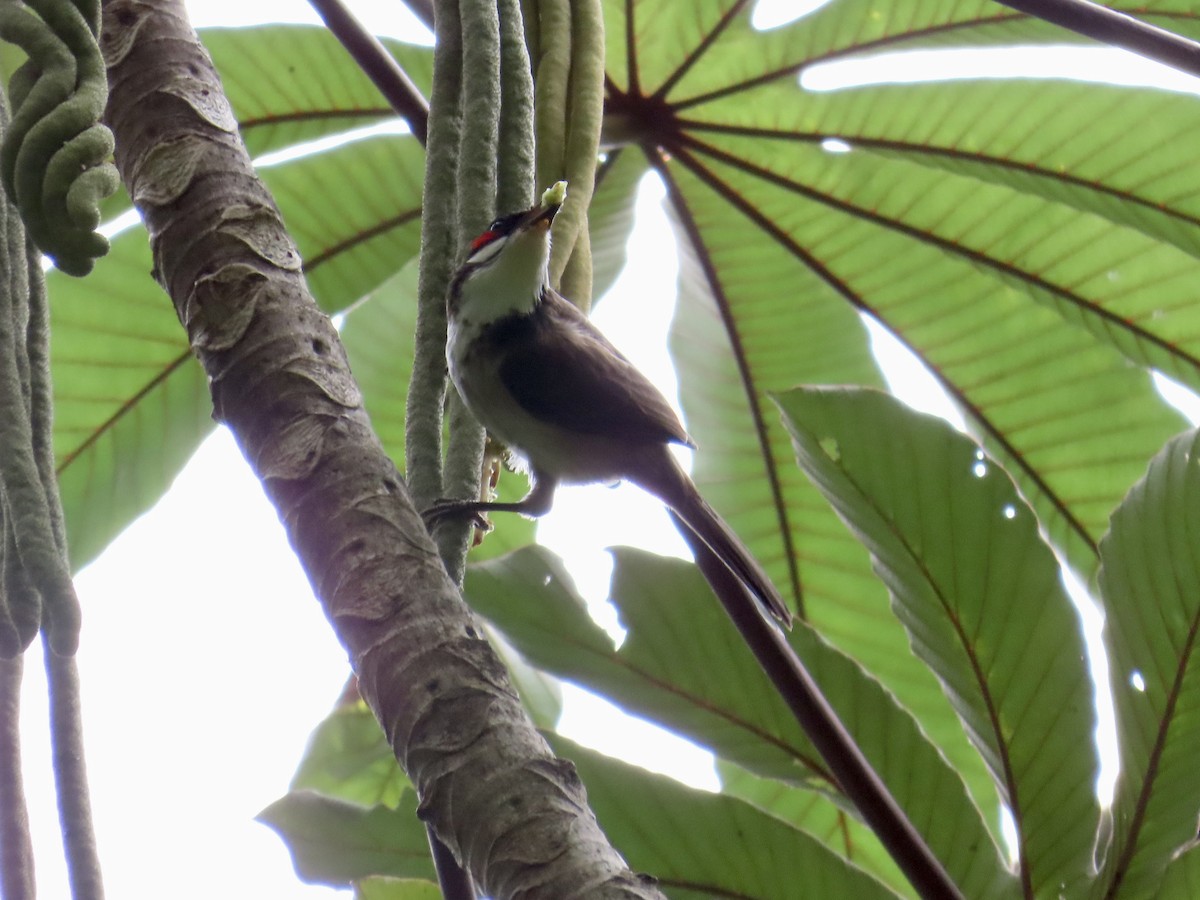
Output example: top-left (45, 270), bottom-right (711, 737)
top-left (428, 182), bottom-right (792, 626)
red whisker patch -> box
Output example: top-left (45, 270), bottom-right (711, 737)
top-left (471, 230), bottom-right (498, 251)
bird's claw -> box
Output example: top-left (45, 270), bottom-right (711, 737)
top-left (422, 499), bottom-right (492, 534)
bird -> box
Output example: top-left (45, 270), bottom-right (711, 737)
top-left (426, 181), bottom-right (792, 627)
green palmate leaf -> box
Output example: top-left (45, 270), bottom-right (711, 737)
top-left (663, 159), bottom-right (1002, 831)
top-left (356, 878), bottom-right (441, 900)
top-left (604, 0), bottom-right (1200, 593)
top-left (1159, 847), bottom-right (1200, 899)
top-left (97, 26), bottom-right (432, 225)
top-left (716, 763), bottom-right (910, 896)
top-left (604, 0), bottom-right (1200, 101)
top-left (204, 25), bottom-right (432, 159)
top-left (0, 38), bottom-right (23, 85)
top-left (779, 386), bottom-right (1098, 896)
top-left (683, 73), bottom-right (1200, 399)
top-left (669, 126), bottom-right (1188, 578)
top-left (53, 130), bottom-right (424, 567)
top-left (1098, 429), bottom-right (1200, 898)
top-left (665, 153), bottom-right (885, 610)
top-left (262, 133), bottom-right (425, 311)
top-left (288, 656), bottom-right (556, 791)
top-left (55, 67), bottom-right (428, 567)
top-left (339, 266), bottom-right (419, 460)
top-left (290, 702), bottom-right (408, 808)
top-left (466, 545), bottom-right (1013, 897)
top-left (595, 0), bottom-right (1200, 831)
top-left (589, 146), bottom-right (647, 303)
top-left (554, 737), bottom-right (903, 899)
top-left (688, 79), bottom-right (1200, 260)
top-left (49, 231), bottom-right (212, 567)
top-left (54, 26), bottom-right (432, 565)
top-left (469, 545), bottom-right (815, 780)
top-left (258, 789), bottom-right (435, 886)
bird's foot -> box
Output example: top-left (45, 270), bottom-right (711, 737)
top-left (422, 498), bottom-right (493, 534)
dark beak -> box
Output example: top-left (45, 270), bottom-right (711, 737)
top-left (520, 198), bottom-right (560, 232)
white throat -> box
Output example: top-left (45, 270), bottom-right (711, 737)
top-left (455, 230), bottom-right (550, 327)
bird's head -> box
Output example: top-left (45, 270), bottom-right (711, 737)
top-left (449, 182), bottom-right (566, 322)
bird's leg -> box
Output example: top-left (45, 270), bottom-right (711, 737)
top-left (423, 471), bottom-right (558, 532)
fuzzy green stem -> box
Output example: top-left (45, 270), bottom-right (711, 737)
top-left (530, 0), bottom-right (603, 308)
top-left (46, 645), bottom-right (104, 900)
top-left (0, 162), bottom-right (38, 656)
top-left (0, 119), bottom-right (79, 653)
top-left (553, 0), bottom-right (603, 306)
top-left (0, 96), bottom-right (35, 656)
top-left (496, 0), bottom-right (535, 213)
top-left (517, 0), bottom-right (540, 87)
top-left (436, 0), bottom-right (502, 575)
top-left (532, 0), bottom-right (568, 214)
top-left (557, 215), bottom-right (592, 308)
top-left (25, 238), bottom-right (66, 554)
top-left (406, 0), bottom-right (464, 512)
top-left (0, 654), bottom-right (34, 900)
top-left (453, 0), bottom-right (501, 245)
top-left (0, 518), bottom-right (39, 659)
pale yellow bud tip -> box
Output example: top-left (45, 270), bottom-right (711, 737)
top-left (542, 181), bottom-right (568, 207)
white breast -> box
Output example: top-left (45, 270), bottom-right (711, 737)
top-left (446, 315), bottom-right (631, 485)
top-left (447, 315), bottom-right (520, 448)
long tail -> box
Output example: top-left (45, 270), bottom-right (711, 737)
top-left (633, 450), bottom-right (793, 627)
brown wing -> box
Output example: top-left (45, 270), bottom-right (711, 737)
top-left (494, 290), bottom-right (694, 447)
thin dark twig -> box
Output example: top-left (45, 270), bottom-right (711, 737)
top-left (307, 0), bottom-right (430, 145)
top-left (994, 0), bottom-right (1200, 79)
top-left (624, 0), bottom-right (640, 96)
top-left (671, 512), bottom-right (963, 900)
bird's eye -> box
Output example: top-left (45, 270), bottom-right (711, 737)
top-left (488, 217), bottom-right (504, 231)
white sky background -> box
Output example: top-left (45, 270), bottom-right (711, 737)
top-left (15, 0), bottom-right (1200, 898)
